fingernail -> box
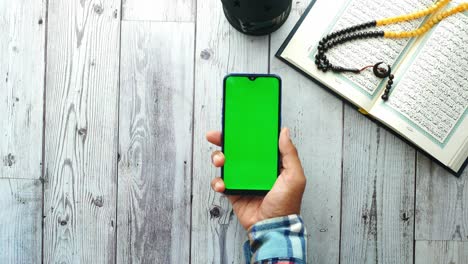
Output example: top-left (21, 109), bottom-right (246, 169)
top-left (215, 181), bottom-right (223, 190)
top-left (214, 154), bottom-right (221, 163)
top-left (285, 127), bottom-right (290, 139)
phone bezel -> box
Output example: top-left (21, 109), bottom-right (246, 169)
top-left (221, 73), bottom-right (282, 196)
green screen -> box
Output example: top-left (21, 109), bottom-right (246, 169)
top-left (223, 75), bottom-right (280, 191)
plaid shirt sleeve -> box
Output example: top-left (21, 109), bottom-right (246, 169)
top-left (243, 215), bottom-right (307, 264)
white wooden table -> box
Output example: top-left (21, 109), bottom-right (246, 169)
top-left (1, 0), bottom-right (467, 263)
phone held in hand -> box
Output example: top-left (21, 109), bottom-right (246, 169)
top-left (222, 74), bottom-right (282, 195)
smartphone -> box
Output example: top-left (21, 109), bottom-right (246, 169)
top-left (222, 74), bottom-right (281, 195)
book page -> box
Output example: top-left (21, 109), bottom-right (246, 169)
top-left (370, 9), bottom-right (468, 171)
top-left (280, 0), bottom-right (433, 110)
top-left (322, 0), bottom-right (432, 97)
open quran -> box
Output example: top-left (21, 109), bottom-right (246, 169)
top-left (276, 0), bottom-right (468, 175)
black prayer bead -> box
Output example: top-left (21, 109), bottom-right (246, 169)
top-left (316, 21), bottom-right (390, 80)
top-left (381, 94), bottom-right (389, 101)
top-left (386, 84), bottom-right (392, 89)
top-left (389, 74), bottom-right (394, 79)
top-left (385, 88), bottom-right (390, 93)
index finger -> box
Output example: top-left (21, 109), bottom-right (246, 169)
top-left (206, 130), bottom-right (222, 146)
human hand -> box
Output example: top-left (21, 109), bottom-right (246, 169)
top-left (206, 127), bottom-right (306, 230)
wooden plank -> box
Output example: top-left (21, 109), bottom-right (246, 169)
top-left (270, 1), bottom-right (342, 263)
top-left (415, 155), bottom-right (468, 241)
top-left (0, 1), bottom-right (45, 260)
top-left (122, 0), bottom-right (194, 22)
top-left (340, 107), bottom-right (416, 264)
top-left (117, 21), bottom-right (194, 263)
top-left (0, 179), bottom-right (42, 263)
top-left (43, 1), bottom-right (121, 262)
top-left (415, 241), bottom-right (468, 264)
top-left (191, 0), bottom-right (269, 262)
top-left (0, 0), bottom-right (46, 179)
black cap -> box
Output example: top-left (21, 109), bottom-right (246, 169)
top-left (221, 0), bottom-right (292, 35)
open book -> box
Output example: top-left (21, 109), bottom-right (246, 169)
top-left (276, 0), bottom-right (467, 175)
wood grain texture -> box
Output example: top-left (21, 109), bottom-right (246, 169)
top-left (271, 1), bottom-right (342, 263)
top-left (191, 0), bottom-right (269, 262)
top-left (117, 21), bottom-right (194, 264)
top-left (0, 179), bottom-right (42, 263)
top-left (43, 0), bottom-right (121, 262)
top-left (0, 0), bottom-right (46, 179)
top-left (340, 107), bottom-right (416, 264)
top-left (415, 241), bottom-right (468, 264)
top-left (122, 0), bottom-right (194, 22)
top-left (415, 155), bottom-right (468, 241)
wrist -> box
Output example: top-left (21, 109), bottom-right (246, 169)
top-left (248, 214), bottom-right (301, 232)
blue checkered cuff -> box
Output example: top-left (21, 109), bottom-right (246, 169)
top-left (243, 215), bottom-right (307, 264)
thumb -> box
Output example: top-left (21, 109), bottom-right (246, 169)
top-left (277, 127), bottom-right (306, 195)
top-left (279, 127), bottom-right (303, 172)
